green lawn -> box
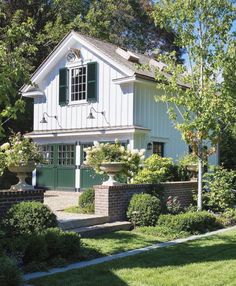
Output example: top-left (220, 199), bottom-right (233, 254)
top-left (82, 230), bottom-right (173, 256)
top-left (32, 229), bottom-right (236, 286)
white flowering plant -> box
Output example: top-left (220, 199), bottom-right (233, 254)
top-left (0, 133), bottom-right (44, 176)
top-left (84, 140), bottom-right (145, 182)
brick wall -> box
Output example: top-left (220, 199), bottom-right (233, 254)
top-left (95, 181), bottom-right (197, 222)
top-left (0, 189), bottom-right (45, 219)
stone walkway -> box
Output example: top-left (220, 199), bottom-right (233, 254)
top-left (44, 190), bottom-right (105, 223)
top-left (44, 190), bottom-right (80, 213)
top-left (23, 225), bottom-right (236, 282)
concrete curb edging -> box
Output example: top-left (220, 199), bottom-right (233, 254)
top-left (24, 225), bottom-right (236, 282)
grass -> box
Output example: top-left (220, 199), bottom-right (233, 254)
top-left (31, 229), bottom-right (236, 286)
top-left (82, 230), bottom-right (167, 256)
top-left (64, 206), bottom-right (93, 214)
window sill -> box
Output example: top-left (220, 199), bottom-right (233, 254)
top-left (67, 100), bottom-right (88, 106)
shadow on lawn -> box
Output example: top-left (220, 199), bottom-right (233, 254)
top-left (33, 233), bottom-right (236, 286)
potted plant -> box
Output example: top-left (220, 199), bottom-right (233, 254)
top-left (0, 133), bottom-right (44, 190)
top-left (179, 154), bottom-right (198, 181)
top-left (84, 140), bottom-right (145, 186)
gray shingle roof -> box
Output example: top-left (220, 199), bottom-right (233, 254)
top-left (74, 31), bottom-right (156, 79)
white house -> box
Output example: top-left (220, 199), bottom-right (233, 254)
top-left (21, 31), bottom-right (217, 191)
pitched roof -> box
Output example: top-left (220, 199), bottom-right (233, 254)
top-left (73, 31), bottom-right (157, 79)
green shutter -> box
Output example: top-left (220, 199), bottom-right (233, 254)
top-left (87, 62), bottom-right (97, 102)
top-left (59, 68), bottom-right (69, 105)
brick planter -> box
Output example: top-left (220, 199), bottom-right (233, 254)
top-left (94, 181), bottom-right (197, 222)
top-left (0, 189), bottom-right (45, 219)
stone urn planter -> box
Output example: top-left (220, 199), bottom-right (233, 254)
top-left (8, 162), bottom-right (36, 191)
top-left (100, 162), bottom-right (124, 186)
top-left (187, 164), bottom-right (198, 181)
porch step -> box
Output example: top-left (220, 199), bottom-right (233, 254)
top-left (58, 215), bottom-right (109, 230)
top-left (66, 221), bottom-right (132, 237)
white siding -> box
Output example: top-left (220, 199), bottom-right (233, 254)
top-left (133, 83), bottom-right (188, 161)
top-left (34, 42), bottom-right (134, 131)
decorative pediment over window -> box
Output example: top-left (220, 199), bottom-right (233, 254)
top-left (66, 48), bottom-right (81, 63)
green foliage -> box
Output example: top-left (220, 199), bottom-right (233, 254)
top-left (153, 0), bottom-right (236, 210)
top-left (127, 193), bottom-right (161, 226)
top-left (133, 154), bottom-right (175, 184)
top-left (23, 228), bottom-right (81, 264)
top-left (0, 256), bottom-right (23, 286)
top-left (218, 209), bottom-right (236, 227)
top-left (157, 211), bottom-right (220, 234)
top-left (203, 167), bottom-right (236, 212)
top-left (1, 227), bottom-right (81, 267)
top-left (0, 10), bottom-right (37, 135)
top-left (2, 201), bottom-right (57, 236)
top-left (79, 188), bottom-right (95, 213)
top-left (166, 196), bottom-right (181, 214)
top-left (220, 124), bottom-right (236, 170)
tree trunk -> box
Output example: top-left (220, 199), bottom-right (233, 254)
top-left (197, 144), bottom-right (203, 211)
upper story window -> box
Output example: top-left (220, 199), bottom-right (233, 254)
top-left (153, 142), bottom-right (164, 157)
top-left (59, 62), bottom-right (97, 106)
top-left (70, 66), bottom-right (87, 102)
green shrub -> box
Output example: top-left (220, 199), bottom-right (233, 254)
top-left (43, 228), bottom-right (81, 259)
top-left (166, 196), bottom-right (181, 214)
top-left (2, 201), bottom-right (57, 236)
top-left (133, 154), bottom-right (175, 184)
top-left (127, 193), bottom-right (161, 226)
top-left (157, 211), bottom-right (221, 234)
top-left (79, 188), bottom-right (95, 213)
top-left (203, 167), bottom-right (236, 212)
top-left (23, 227), bottom-right (81, 264)
top-left (0, 256), bottom-right (23, 286)
top-left (218, 209), bottom-right (236, 226)
top-left (23, 233), bottom-right (48, 264)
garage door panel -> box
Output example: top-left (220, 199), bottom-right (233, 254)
top-left (57, 167), bottom-right (75, 189)
top-left (36, 166), bottom-right (56, 189)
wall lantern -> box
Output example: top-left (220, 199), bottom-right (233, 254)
top-left (87, 107), bottom-right (110, 125)
top-left (40, 112), bottom-right (62, 128)
top-left (147, 142), bottom-right (152, 150)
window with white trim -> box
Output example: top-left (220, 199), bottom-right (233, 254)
top-left (70, 66), bottom-right (87, 102)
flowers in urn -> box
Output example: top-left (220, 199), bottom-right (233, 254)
top-left (0, 133), bottom-right (44, 190)
top-left (84, 140), bottom-right (145, 185)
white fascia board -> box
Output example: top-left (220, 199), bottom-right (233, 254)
top-left (22, 31), bottom-right (134, 93)
top-left (113, 75), bottom-right (156, 86)
top-left (22, 90), bottom-right (45, 98)
top-left (26, 127), bottom-right (149, 139)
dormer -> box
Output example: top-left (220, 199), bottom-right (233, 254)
top-left (116, 47), bottom-right (140, 63)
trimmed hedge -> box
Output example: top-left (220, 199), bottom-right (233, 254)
top-left (79, 188), bottom-right (95, 213)
top-left (23, 228), bottom-right (81, 264)
top-left (0, 256), bottom-right (23, 286)
top-left (2, 201), bottom-right (57, 236)
top-left (157, 211), bottom-right (221, 234)
top-left (127, 193), bottom-right (161, 226)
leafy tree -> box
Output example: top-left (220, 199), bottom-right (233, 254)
top-left (0, 10), bottom-right (37, 137)
top-left (153, 0), bottom-right (236, 210)
top-left (38, 0), bottom-right (183, 58)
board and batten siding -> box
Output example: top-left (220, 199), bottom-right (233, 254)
top-left (133, 82), bottom-right (188, 161)
top-left (33, 42), bottom-right (133, 131)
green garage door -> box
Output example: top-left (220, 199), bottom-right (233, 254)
top-left (36, 144), bottom-right (75, 191)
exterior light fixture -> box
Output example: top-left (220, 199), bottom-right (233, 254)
top-left (147, 142), bottom-right (152, 150)
top-left (40, 112), bottom-right (62, 128)
top-left (87, 107), bottom-right (110, 125)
